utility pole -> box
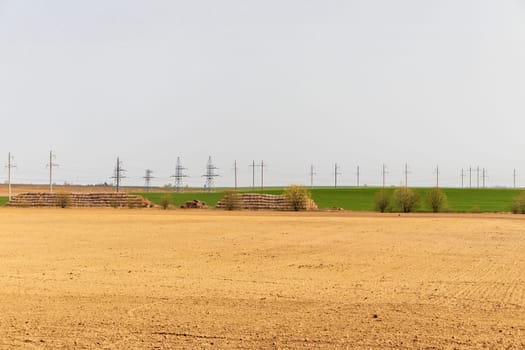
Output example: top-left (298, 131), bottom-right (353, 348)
top-left (382, 164), bottom-right (388, 188)
top-left (309, 165), bottom-right (316, 189)
top-left (469, 166), bottom-right (472, 189)
top-left (6, 153), bottom-right (16, 201)
top-left (482, 168), bottom-right (487, 188)
top-left (434, 165), bottom-right (440, 188)
top-left (404, 163), bottom-right (410, 187)
top-left (356, 165), bottom-right (360, 187)
top-left (461, 168), bottom-right (465, 189)
top-left (249, 160), bottom-right (256, 190)
top-left (46, 150), bottom-right (59, 193)
top-left (260, 160), bottom-right (266, 190)
top-left (334, 163), bottom-right (341, 189)
top-left (476, 166), bottom-right (480, 188)
top-left (171, 157), bottom-right (188, 192)
top-left (233, 160), bottom-right (238, 190)
top-left (143, 169), bottom-right (154, 192)
top-left (514, 169), bottom-right (517, 189)
top-left (112, 157), bottom-right (126, 192)
top-left (202, 156), bottom-right (219, 192)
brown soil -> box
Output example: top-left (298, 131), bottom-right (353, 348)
top-left (1, 209), bottom-right (524, 349)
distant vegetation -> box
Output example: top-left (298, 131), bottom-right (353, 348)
top-left (55, 193), bottom-right (72, 208)
top-left (135, 187), bottom-right (525, 213)
top-left (159, 194), bottom-right (172, 210)
top-left (391, 188), bottom-right (419, 213)
top-left (0, 187), bottom-right (519, 213)
top-left (374, 190), bottom-right (391, 213)
top-left (511, 192), bottom-right (525, 214)
top-left (426, 188), bottom-right (448, 213)
top-left (284, 185), bottom-right (312, 211)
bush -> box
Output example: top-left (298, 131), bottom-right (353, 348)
top-left (426, 187), bottom-right (447, 213)
top-left (159, 194), bottom-right (172, 210)
top-left (374, 190), bottom-right (391, 213)
top-left (284, 185), bottom-right (311, 211)
top-left (221, 190), bottom-right (242, 210)
top-left (109, 198), bottom-right (121, 208)
top-left (393, 187), bottom-right (419, 213)
top-left (469, 206), bottom-right (481, 214)
top-left (55, 193), bottom-right (72, 208)
top-left (511, 192), bottom-right (525, 214)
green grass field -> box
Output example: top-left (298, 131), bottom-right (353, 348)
top-left (137, 187), bottom-right (524, 213)
top-left (0, 197), bottom-right (8, 206)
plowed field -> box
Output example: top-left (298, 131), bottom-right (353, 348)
top-left (1, 209), bottom-right (524, 349)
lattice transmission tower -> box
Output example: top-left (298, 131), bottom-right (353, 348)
top-left (112, 157), bottom-right (126, 192)
top-left (143, 169), bottom-right (154, 192)
top-left (171, 157), bottom-right (188, 192)
top-left (202, 156), bottom-right (219, 192)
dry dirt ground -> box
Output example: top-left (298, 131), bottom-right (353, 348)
top-left (1, 209), bottom-right (525, 349)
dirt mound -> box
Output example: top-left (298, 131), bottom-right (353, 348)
top-left (216, 193), bottom-right (318, 210)
top-left (7, 192), bottom-right (154, 208)
top-left (180, 200), bottom-right (209, 209)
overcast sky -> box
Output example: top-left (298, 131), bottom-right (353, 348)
top-left (1, 1), bottom-right (524, 188)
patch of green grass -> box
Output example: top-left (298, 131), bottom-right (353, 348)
top-left (0, 197), bottom-right (9, 206)
top-left (313, 187), bottom-right (523, 212)
top-left (438, 188), bottom-right (520, 213)
top-left (135, 187), bottom-right (524, 213)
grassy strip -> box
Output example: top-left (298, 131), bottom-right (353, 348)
top-left (0, 197), bottom-right (9, 206)
top-left (136, 187), bottom-right (523, 213)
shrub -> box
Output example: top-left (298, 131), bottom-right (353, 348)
top-left (374, 190), bottom-right (391, 213)
top-left (393, 187), bottom-right (419, 213)
top-left (284, 185), bottom-right (311, 211)
top-left (511, 192), bottom-right (525, 214)
top-left (221, 190), bottom-right (242, 210)
top-left (55, 193), bottom-right (72, 208)
top-left (426, 187), bottom-right (447, 213)
top-left (109, 198), bottom-right (121, 208)
top-left (159, 194), bottom-right (172, 210)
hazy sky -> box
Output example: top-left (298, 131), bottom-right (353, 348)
top-left (1, 1), bottom-right (524, 188)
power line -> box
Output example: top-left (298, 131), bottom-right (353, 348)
top-left (171, 157), bottom-right (188, 192)
top-left (233, 160), bottom-right (238, 190)
top-left (143, 169), bottom-right (154, 192)
top-left (356, 165), bottom-right (360, 187)
top-left (476, 166), bottom-right (480, 189)
top-left (309, 165), bottom-right (316, 189)
top-left (202, 156), bottom-right (219, 192)
top-left (404, 163), bottom-right (410, 187)
top-left (469, 166), bottom-right (472, 189)
top-left (249, 160), bottom-right (256, 190)
top-left (461, 168), bottom-right (465, 188)
top-left (333, 163), bottom-right (342, 188)
top-left (260, 160), bottom-right (266, 190)
top-left (434, 165), bottom-right (440, 188)
top-left (46, 150), bottom-right (59, 193)
top-left (111, 157), bottom-right (126, 192)
top-left (482, 168), bottom-right (488, 188)
top-left (6, 152), bottom-right (16, 200)
top-left (382, 164), bottom-right (388, 188)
